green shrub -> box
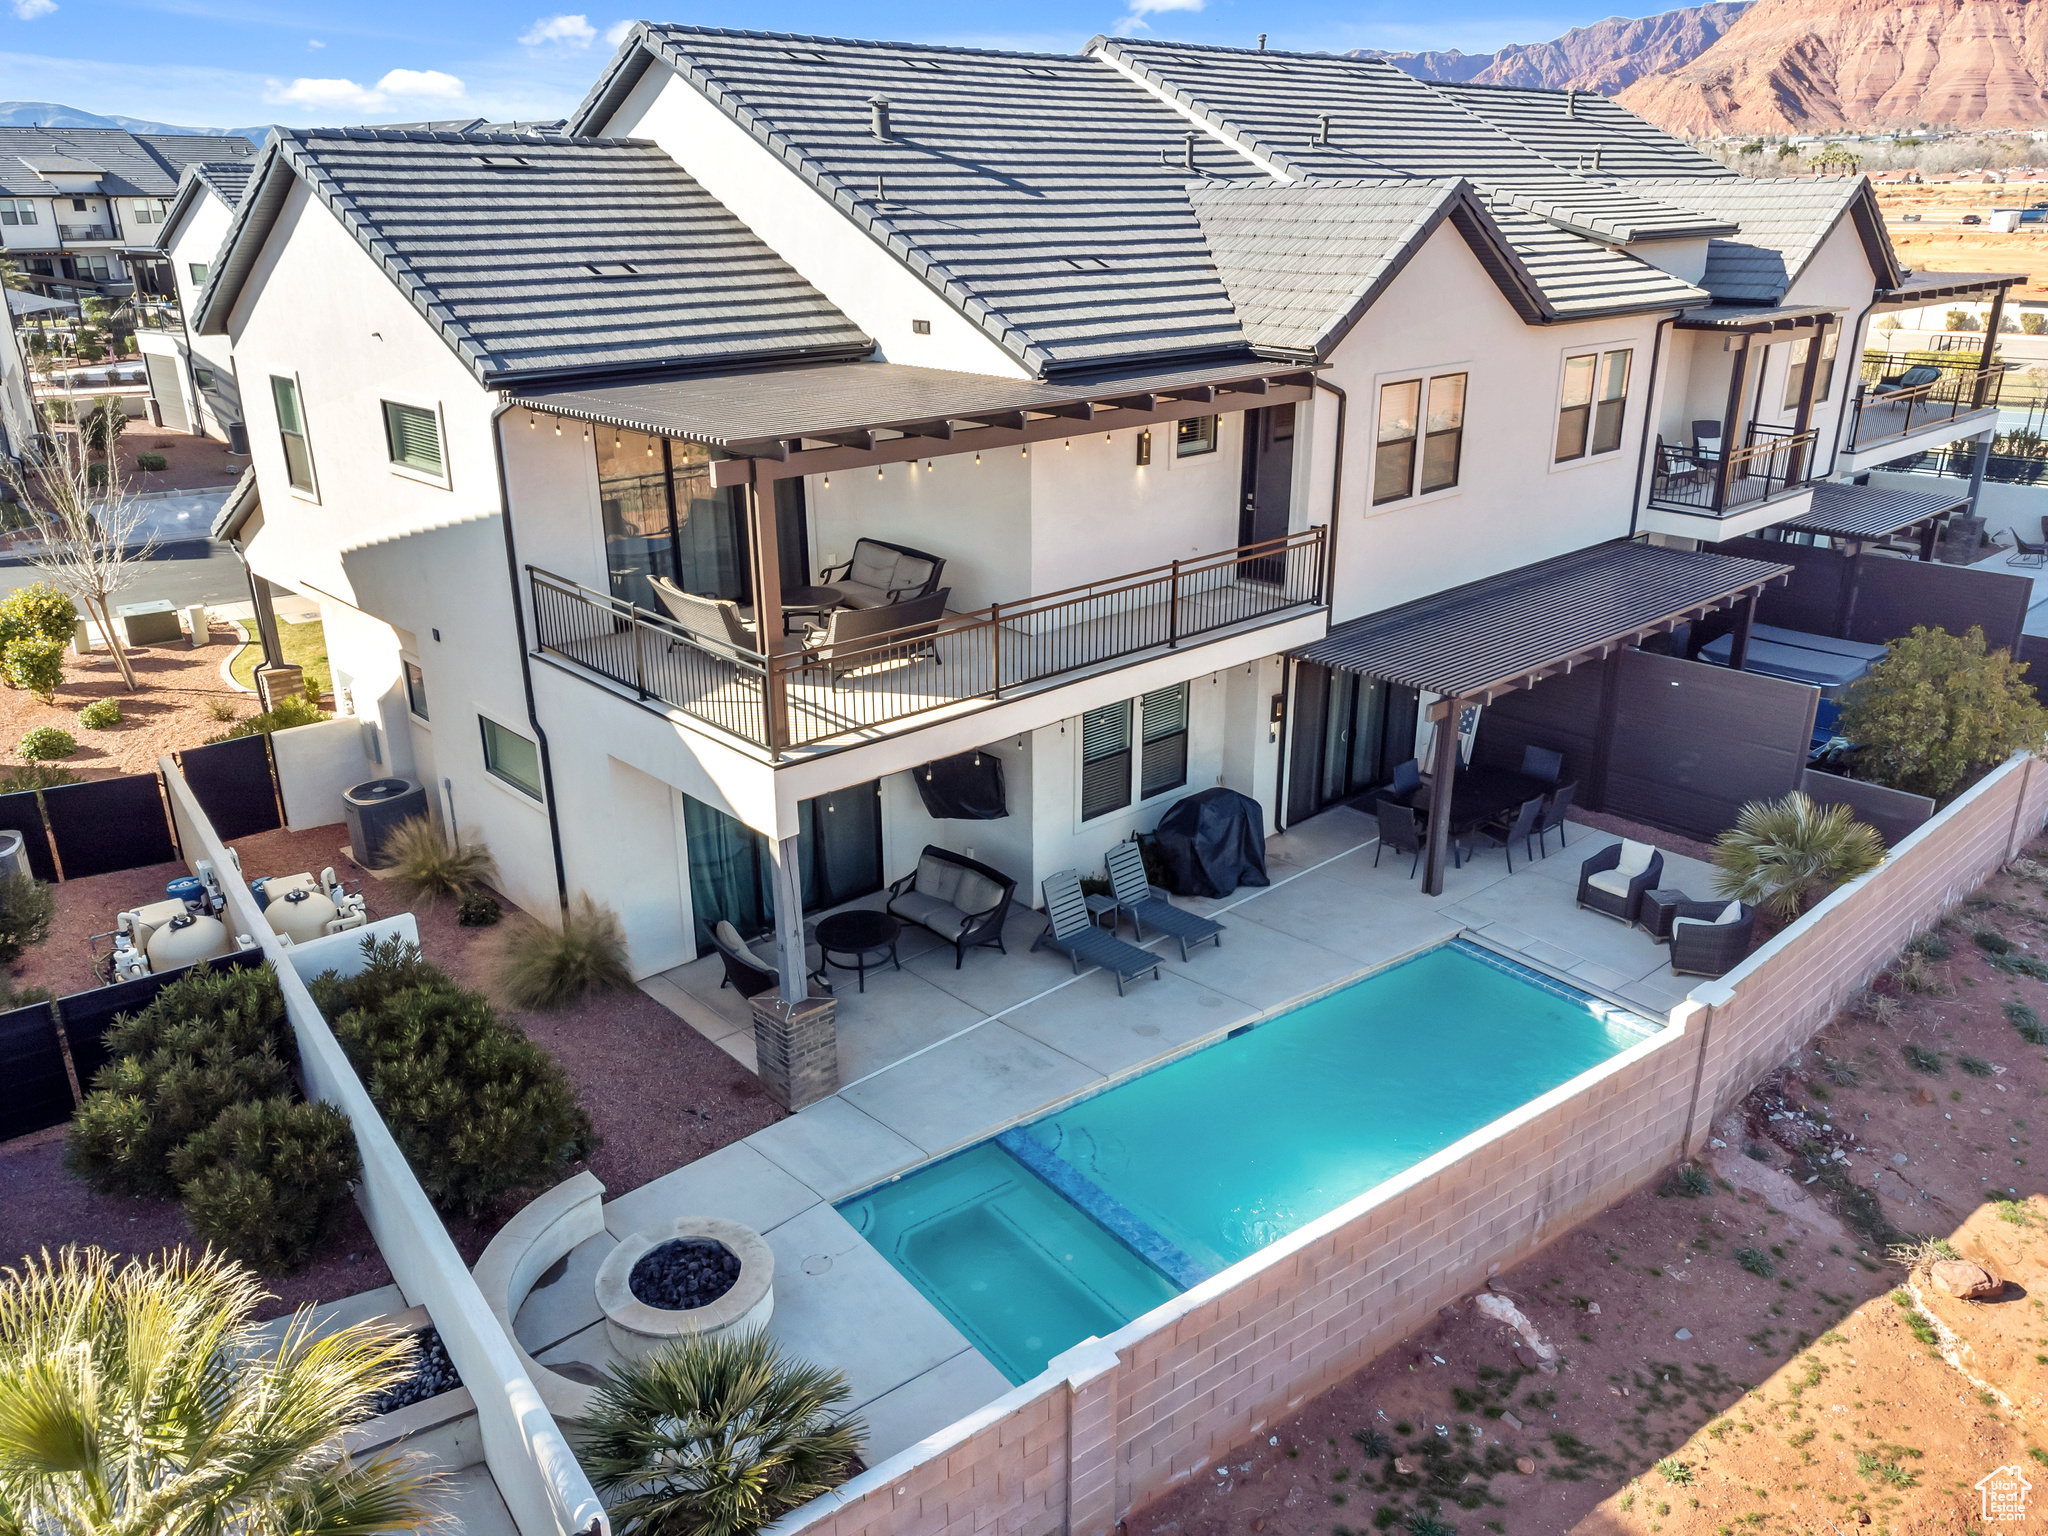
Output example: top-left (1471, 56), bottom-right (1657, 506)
top-left (1713, 791), bottom-right (1887, 921)
top-left (0, 870), bottom-right (55, 963)
top-left (66, 965), bottom-right (292, 1200)
top-left (1838, 626), bottom-right (2048, 801)
top-left (85, 462), bottom-right (107, 489)
top-left (134, 451), bottom-right (167, 471)
top-left (457, 887), bottom-right (502, 927)
top-left (208, 692), bottom-right (327, 741)
top-left (171, 1096), bottom-right (359, 1273)
top-left (382, 814), bottom-right (496, 903)
top-left (500, 895), bottom-right (633, 1012)
top-left (77, 696), bottom-right (119, 729)
top-left (4, 638), bottom-right (66, 703)
top-left (314, 936), bottom-right (594, 1215)
top-left (16, 724), bottom-right (74, 761)
top-left (0, 762), bottom-right (79, 793)
top-left (0, 581), bottom-right (77, 647)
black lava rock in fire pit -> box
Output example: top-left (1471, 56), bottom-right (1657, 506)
top-left (630, 1237), bottom-right (742, 1310)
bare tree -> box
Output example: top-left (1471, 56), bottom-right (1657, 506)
top-left (0, 382), bottom-right (158, 690)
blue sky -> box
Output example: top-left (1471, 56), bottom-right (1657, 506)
top-left (0, 0), bottom-right (1644, 130)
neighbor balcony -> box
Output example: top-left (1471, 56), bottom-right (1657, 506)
top-left (1840, 358), bottom-right (2003, 470)
top-left (529, 527), bottom-right (1326, 760)
top-left (1641, 422), bottom-right (1819, 540)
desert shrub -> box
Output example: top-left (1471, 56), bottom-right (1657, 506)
top-left (2007, 1000), bottom-right (2048, 1045)
top-left (205, 694), bottom-right (240, 722)
top-left (1975, 928), bottom-right (2013, 954)
top-left (77, 696), bottom-right (119, 729)
top-left (0, 870), bottom-right (55, 963)
top-left (85, 462), bottom-right (107, 489)
top-left (134, 451), bottom-right (167, 471)
top-left (66, 965), bottom-right (292, 1200)
top-left (1960, 1054), bottom-right (1996, 1077)
top-left (0, 762), bottom-right (79, 793)
top-left (457, 887), bottom-right (502, 927)
top-left (1837, 625), bottom-right (2048, 800)
top-left (1736, 1246), bottom-right (1776, 1278)
top-left (314, 936), bottom-right (594, 1215)
top-left (4, 638), bottom-right (65, 703)
top-left (500, 896), bottom-right (633, 1011)
top-left (578, 1330), bottom-right (863, 1536)
top-left (1901, 1042), bottom-right (1945, 1075)
top-left (382, 815), bottom-right (495, 903)
top-left (1907, 930), bottom-right (1952, 961)
top-left (170, 1096), bottom-right (359, 1273)
top-left (16, 725), bottom-right (74, 762)
top-left (0, 580), bottom-right (77, 647)
top-left (1713, 791), bottom-right (1887, 921)
top-left (208, 692), bottom-right (327, 741)
top-left (80, 396), bottom-right (125, 455)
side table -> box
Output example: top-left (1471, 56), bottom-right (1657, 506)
top-left (1640, 887), bottom-right (1690, 943)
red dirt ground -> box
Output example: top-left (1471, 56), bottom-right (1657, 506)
top-left (0, 822), bottom-right (783, 1317)
top-left (1133, 835), bottom-right (2048, 1536)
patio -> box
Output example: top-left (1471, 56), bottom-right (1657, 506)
top-left (544, 806), bottom-right (1720, 1465)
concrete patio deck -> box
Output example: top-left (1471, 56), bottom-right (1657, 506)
top-left (521, 808), bottom-right (1718, 1470)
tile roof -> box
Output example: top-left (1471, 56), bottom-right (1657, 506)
top-left (1483, 202), bottom-right (1708, 315)
top-left (1626, 176), bottom-right (1899, 302)
top-left (156, 159), bottom-right (254, 251)
top-left (573, 26), bottom-right (1272, 377)
top-left (1427, 82), bottom-right (1731, 182)
top-left (192, 127), bottom-right (872, 387)
top-left (0, 127), bottom-right (253, 197)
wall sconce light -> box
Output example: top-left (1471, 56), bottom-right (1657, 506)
top-left (1136, 429), bottom-right (1152, 466)
top-left (1063, 439), bottom-right (1071, 450)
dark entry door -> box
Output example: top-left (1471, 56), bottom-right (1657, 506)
top-left (681, 779), bottom-right (882, 954)
top-left (1239, 404), bottom-right (1295, 581)
top-left (1287, 662), bottom-right (1419, 823)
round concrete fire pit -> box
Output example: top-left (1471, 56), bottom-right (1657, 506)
top-left (596, 1217), bottom-right (774, 1362)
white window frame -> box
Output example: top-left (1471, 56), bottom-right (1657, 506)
top-left (1547, 340), bottom-right (1637, 474)
top-left (1368, 364), bottom-right (1469, 511)
top-left (401, 655), bottom-right (430, 725)
top-left (477, 706), bottom-right (545, 806)
top-left (381, 397), bottom-right (450, 489)
top-left (270, 372), bottom-right (318, 502)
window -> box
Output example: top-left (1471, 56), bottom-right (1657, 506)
top-left (403, 660), bottom-right (429, 721)
top-left (188, 261), bottom-right (208, 287)
top-left (383, 400), bottom-right (444, 477)
top-left (1176, 415), bottom-right (1217, 457)
top-left (1783, 322), bottom-right (1840, 409)
top-left (1555, 348), bottom-right (1632, 462)
top-left (194, 368), bottom-right (215, 387)
top-left (75, 253), bottom-right (117, 281)
top-left (1140, 684), bottom-right (1189, 799)
top-left (132, 199), bottom-right (166, 224)
top-left (481, 716), bottom-right (542, 799)
top-left (1081, 700), bottom-right (1133, 821)
top-left (1374, 372), bottom-right (1466, 503)
top-left (271, 375), bottom-right (315, 492)
top-left (70, 198), bottom-right (85, 212)
top-left (0, 200), bottom-right (36, 226)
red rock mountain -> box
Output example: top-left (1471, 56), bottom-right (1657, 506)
top-left (1357, 4), bottom-right (1751, 93)
top-left (1617, 0), bottom-right (2048, 133)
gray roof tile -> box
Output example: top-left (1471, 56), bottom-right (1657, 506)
top-left (194, 127), bottom-right (871, 386)
top-left (0, 127), bottom-right (253, 198)
top-left (1625, 176), bottom-right (1896, 301)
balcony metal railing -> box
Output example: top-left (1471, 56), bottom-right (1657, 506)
top-left (131, 301), bottom-right (182, 330)
top-left (1847, 363), bottom-right (2003, 451)
top-left (529, 526), bottom-right (1327, 757)
top-left (57, 224), bottom-right (112, 242)
top-left (1649, 423), bottom-right (1819, 517)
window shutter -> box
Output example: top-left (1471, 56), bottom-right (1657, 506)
top-left (385, 402), bottom-right (443, 474)
top-left (1082, 701), bottom-right (1130, 761)
top-left (1081, 701), bottom-right (1133, 821)
top-left (1140, 684), bottom-right (1189, 799)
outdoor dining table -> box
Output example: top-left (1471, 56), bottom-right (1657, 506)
top-left (1407, 766), bottom-right (1551, 842)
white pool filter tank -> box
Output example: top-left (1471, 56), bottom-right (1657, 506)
top-left (249, 869), bottom-right (367, 946)
top-left (142, 908), bottom-right (231, 970)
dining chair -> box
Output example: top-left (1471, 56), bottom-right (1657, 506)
top-left (1535, 781), bottom-right (1578, 857)
top-left (1373, 799), bottom-right (1424, 879)
top-left (1520, 745), bottom-right (1564, 784)
top-left (1469, 795), bottom-right (1546, 874)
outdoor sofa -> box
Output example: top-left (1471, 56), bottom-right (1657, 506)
top-left (886, 845), bottom-right (1016, 967)
top-left (820, 538), bottom-right (948, 610)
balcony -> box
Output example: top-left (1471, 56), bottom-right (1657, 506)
top-left (530, 527), bottom-right (1326, 759)
top-left (57, 224), bottom-right (113, 243)
top-left (1648, 423), bottom-right (1819, 519)
top-left (1844, 361), bottom-right (2002, 461)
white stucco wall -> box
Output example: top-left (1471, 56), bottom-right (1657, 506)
top-left (156, 188), bottom-right (242, 439)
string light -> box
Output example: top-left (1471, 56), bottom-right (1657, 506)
top-left (1064, 439), bottom-right (1071, 450)
top-left (924, 460), bottom-right (933, 472)
top-left (876, 466), bottom-right (884, 480)
top-left (974, 452), bottom-right (981, 465)
top-left (553, 419), bottom-right (561, 436)
top-left (823, 475), bottom-right (830, 488)
top-left (528, 414), bottom-right (536, 430)
top-left (1021, 445), bottom-right (1029, 457)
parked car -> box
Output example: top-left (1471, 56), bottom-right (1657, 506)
top-left (1962, 213), bottom-right (1984, 225)
top-left (1900, 213), bottom-right (1922, 222)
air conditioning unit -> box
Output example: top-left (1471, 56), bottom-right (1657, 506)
top-left (343, 777), bottom-right (428, 868)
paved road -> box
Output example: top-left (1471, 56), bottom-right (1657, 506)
top-left (0, 540), bottom-right (252, 612)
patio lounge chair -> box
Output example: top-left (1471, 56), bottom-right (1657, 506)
top-left (1871, 364), bottom-right (1944, 396)
top-left (2011, 534), bottom-right (2048, 568)
top-left (886, 845), bottom-right (1015, 967)
top-left (1668, 899), bottom-right (1755, 978)
top-left (819, 537), bottom-right (948, 610)
top-left (1655, 437), bottom-right (1710, 492)
top-left (1031, 868), bottom-right (1162, 994)
top-left (648, 577), bottom-right (759, 658)
top-left (710, 919), bottom-right (829, 998)
top-left (1105, 840), bottom-right (1222, 960)
top-left (1374, 799), bottom-right (1424, 878)
top-left (1576, 840), bottom-right (1664, 925)
top-left (1535, 781), bottom-right (1578, 857)
top-left (799, 588), bottom-right (949, 683)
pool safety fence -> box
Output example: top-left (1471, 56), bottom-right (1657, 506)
top-left (761, 750), bottom-right (2048, 1536)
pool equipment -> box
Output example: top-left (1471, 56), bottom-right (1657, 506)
top-left (249, 868), bottom-right (366, 945)
top-left (109, 899), bottom-right (232, 980)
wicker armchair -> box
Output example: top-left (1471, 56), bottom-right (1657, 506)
top-left (1576, 840), bottom-right (1664, 925)
top-left (1668, 900), bottom-right (1755, 978)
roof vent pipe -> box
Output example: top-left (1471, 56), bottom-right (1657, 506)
top-left (1317, 112), bottom-right (1331, 144)
top-left (869, 96), bottom-right (891, 139)
top-left (1592, 145), bottom-right (1602, 171)
top-left (1257, 32), bottom-right (1267, 48)
top-left (1565, 88), bottom-right (1577, 118)
top-left (1183, 131), bottom-right (1198, 170)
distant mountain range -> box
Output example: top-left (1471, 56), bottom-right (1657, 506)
top-left (0, 102), bottom-right (266, 143)
top-left (1355, 4), bottom-right (1752, 95)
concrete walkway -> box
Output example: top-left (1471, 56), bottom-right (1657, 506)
top-left (531, 808), bottom-right (1714, 1465)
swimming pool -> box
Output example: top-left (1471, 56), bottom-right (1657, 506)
top-left (838, 940), bottom-right (1654, 1384)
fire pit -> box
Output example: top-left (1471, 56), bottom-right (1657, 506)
top-left (595, 1217), bottom-right (774, 1362)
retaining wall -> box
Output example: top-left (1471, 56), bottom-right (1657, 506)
top-left (767, 751), bottom-right (2048, 1536)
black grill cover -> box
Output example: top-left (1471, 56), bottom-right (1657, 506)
top-left (1150, 788), bottom-right (1269, 898)
top-left (911, 751), bottom-right (1007, 821)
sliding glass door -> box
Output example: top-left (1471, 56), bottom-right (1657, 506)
top-left (680, 781), bottom-right (884, 954)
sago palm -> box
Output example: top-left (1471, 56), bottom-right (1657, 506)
top-left (578, 1330), bottom-right (862, 1536)
top-left (0, 1244), bottom-right (442, 1536)
top-left (1712, 791), bottom-right (1887, 921)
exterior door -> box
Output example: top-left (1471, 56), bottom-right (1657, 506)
top-left (1286, 662), bottom-right (1419, 823)
top-left (681, 779), bottom-right (883, 955)
top-left (1238, 404), bottom-right (1295, 581)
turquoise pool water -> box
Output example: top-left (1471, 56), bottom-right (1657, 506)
top-left (838, 941), bottom-right (1652, 1384)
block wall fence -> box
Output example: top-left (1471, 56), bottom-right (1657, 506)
top-left (766, 752), bottom-right (2048, 1536)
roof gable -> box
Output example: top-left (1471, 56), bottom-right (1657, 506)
top-left (157, 159), bottom-right (253, 251)
top-left (1625, 175), bottom-right (1899, 302)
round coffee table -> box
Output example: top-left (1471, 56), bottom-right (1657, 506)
top-left (815, 910), bottom-right (901, 993)
top-left (780, 585), bottom-right (850, 635)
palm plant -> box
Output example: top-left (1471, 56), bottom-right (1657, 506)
top-left (1712, 791), bottom-right (1887, 921)
top-left (578, 1331), bottom-right (863, 1536)
top-left (0, 1244), bottom-right (442, 1536)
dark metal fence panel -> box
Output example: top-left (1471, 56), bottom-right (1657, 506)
top-left (0, 787), bottom-right (55, 882)
top-left (0, 1002), bottom-right (70, 1140)
top-left (1470, 661), bottom-right (1605, 790)
top-left (178, 735), bottom-right (282, 840)
top-left (42, 775), bottom-right (177, 880)
top-left (1801, 768), bottom-right (1934, 846)
top-left (1721, 536), bottom-right (1856, 635)
top-left (60, 948), bottom-right (267, 1094)
top-left (1602, 650), bottom-right (1818, 842)
top-left (1842, 555), bottom-right (2030, 655)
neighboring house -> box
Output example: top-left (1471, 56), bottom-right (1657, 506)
top-left (191, 30), bottom-right (2012, 987)
top-left (0, 127), bottom-right (255, 301)
top-left (133, 159), bottom-right (251, 441)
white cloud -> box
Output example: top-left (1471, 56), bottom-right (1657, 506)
top-left (264, 67), bottom-right (465, 113)
top-left (1128, 0), bottom-right (1204, 13)
top-left (11, 0), bottom-right (56, 19)
top-left (307, 38), bottom-right (324, 48)
top-left (519, 13), bottom-right (597, 48)
top-left (604, 19), bottom-right (635, 46)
